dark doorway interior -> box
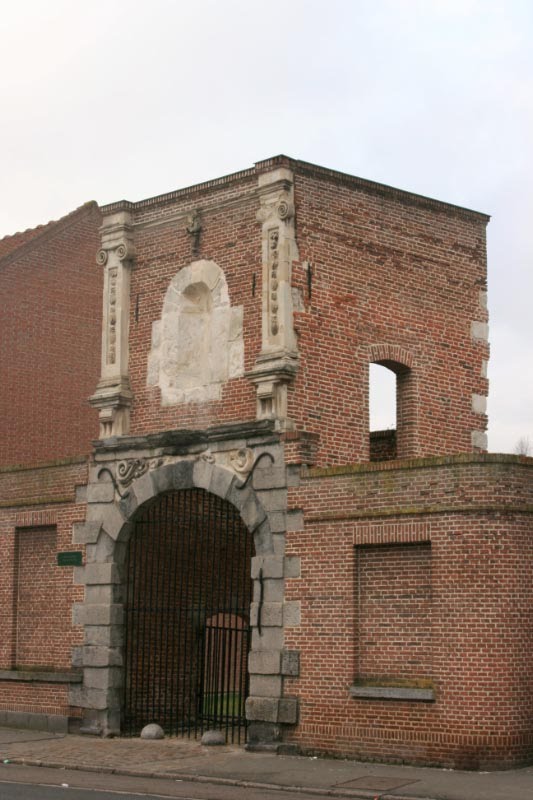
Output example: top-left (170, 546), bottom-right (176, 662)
top-left (123, 488), bottom-right (253, 742)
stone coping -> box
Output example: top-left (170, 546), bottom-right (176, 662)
top-left (350, 684), bottom-right (435, 702)
top-left (307, 451), bottom-right (533, 478)
top-left (0, 669), bottom-right (82, 684)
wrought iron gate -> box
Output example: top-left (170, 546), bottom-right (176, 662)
top-left (123, 488), bottom-right (253, 742)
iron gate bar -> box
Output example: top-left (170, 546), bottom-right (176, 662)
top-left (123, 488), bottom-right (253, 742)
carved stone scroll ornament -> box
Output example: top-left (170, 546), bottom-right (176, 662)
top-left (230, 448), bottom-right (255, 474)
top-left (116, 457), bottom-right (166, 487)
top-left (96, 249), bottom-right (108, 266)
top-left (117, 459), bottom-right (149, 487)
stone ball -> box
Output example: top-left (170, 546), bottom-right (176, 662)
top-left (201, 729), bottom-right (225, 746)
top-left (140, 723), bottom-right (165, 740)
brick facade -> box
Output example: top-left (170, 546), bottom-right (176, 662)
top-left (0, 157), bottom-right (530, 767)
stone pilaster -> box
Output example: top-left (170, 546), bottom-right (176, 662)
top-left (247, 168), bottom-right (299, 427)
top-left (89, 210), bottom-right (135, 438)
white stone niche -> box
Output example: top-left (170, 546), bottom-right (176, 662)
top-left (147, 259), bottom-right (244, 405)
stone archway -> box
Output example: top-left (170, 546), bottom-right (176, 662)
top-left (70, 452), bottom-right (296, 742)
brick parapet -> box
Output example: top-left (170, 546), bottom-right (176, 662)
top-left (282, 456), bottom-right (533, 767)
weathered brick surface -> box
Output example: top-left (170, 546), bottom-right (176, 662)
top-left (0, 202), bottom-right (102, 467)
top-left (284, 454), bottom-right (533, 768)
top-left (99, 156), bottom-right (488, 462)
top-left (0, 461), bottom-right (88, 684)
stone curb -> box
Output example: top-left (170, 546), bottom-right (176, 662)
top-left (4, 755), bottom-right (439, 800)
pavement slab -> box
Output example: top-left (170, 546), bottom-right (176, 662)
top-left (0, 727), bottom-right (532, 800)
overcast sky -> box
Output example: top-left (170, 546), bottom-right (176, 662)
top-left (1, 0), bottom-right (531, 453)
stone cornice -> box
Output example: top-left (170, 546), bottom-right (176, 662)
top-left (93, 419), bottom-right (278, 455)
top-left (99, 155), bottom-right (489, 225)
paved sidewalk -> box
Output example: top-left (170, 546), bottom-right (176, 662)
top-left (0, 727), bottom-right (532, 800)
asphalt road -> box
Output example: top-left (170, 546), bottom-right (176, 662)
top-left (0, 765), bottom-right (338, 800)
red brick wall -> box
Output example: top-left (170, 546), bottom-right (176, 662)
top-left (0, 203), bottom-right (102, 467)
top-left (285, 455), bottom-right (533, 768)
top-left (289, 163), bottom-right (489, 465)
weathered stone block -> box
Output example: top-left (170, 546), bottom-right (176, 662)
top-left (266, 511), bottom-right (286, 533)
top-left (72, 603), bottom-right (123, 627)
top-left (71, 646), bottom-right (83, 668)
top-left (248, 650), bottom-right (281, 675)
top-left (209, 466), bottom-right (235, 499)
top-left (286, 465), bottom-right (301, 488)
top-left (132, 471), bottom-right (155, 507)
top-left (239, 494), bottom-right (267, 533)
top-left (251, 627), bottom-right (284, 651)
top-left (69, 686), bottom-right (109, 710)
top-left (75, 485), bottom-right (88, 504)
top-left (272, 534), bottom-right (286, 556)
top-left (472, 393), bottom-right (487, 415)
top-left (254, 520), bottom-right (274, 555)
top-left (252, 465), bottom-right (287, 490)
top-left (250, 601), bottom-right (283, 628)
top-left (151, 464), bottom-right (175, 495)
top-left (87, 482), bottom-right (115, 504)
top-left (84, 667), bottom-right (123, 690)
top-left (192, 459), bottom-right (214, 490)
top-left (251, 555), bottom-right (284, 579)
top-left (286, 510), bottom-right (304, 532)
top-left (245, 696), bottom-right (279, 723)
top-left (73, 522), bottom-right (102, 545)
top-left (472, 430), bottom-right (488, 449)
top-left (278, 697), bottom-right (299, 724)
top-left (172, 460), bottom-right (194, 490)
top-left (119, 490), bottom-right (138, 521)
top-left (84, 625), bottom-right (124, 647)
top-left (284, 556), bottom-right (301, 578)
top-left (74, 563), bottom-right (120, 586)
top-left (81, 645), bottom-right (122, 667)
top-left (281, 650), bottom-right (300, 677)
top-left (84, 585), bottom-right (116, 605)
top-left (249, 675), bottom-right (282, 697)
top-left (246, 721), bottom-right (282, 744)
top-left (88, 503), bottom-right (126, 542)
top-left (85, 531), bottom-right (116, 565)
top-left (283, 600), bottom-right (301, 627)
top-left (254, 577), bottom-right (284, 603)
top-left (256, 488), bottom-right (287, 513)
top-left (471, 321), bottom-right (489, 341)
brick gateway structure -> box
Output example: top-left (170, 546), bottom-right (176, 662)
top-left (1, 157), bottom-right (532, 769)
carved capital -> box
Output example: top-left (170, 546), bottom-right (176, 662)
top-left (96, 249), bottom-right (108, 266)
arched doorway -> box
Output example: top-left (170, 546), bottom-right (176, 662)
top-left (122, 488), bottom-right (254, 742)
